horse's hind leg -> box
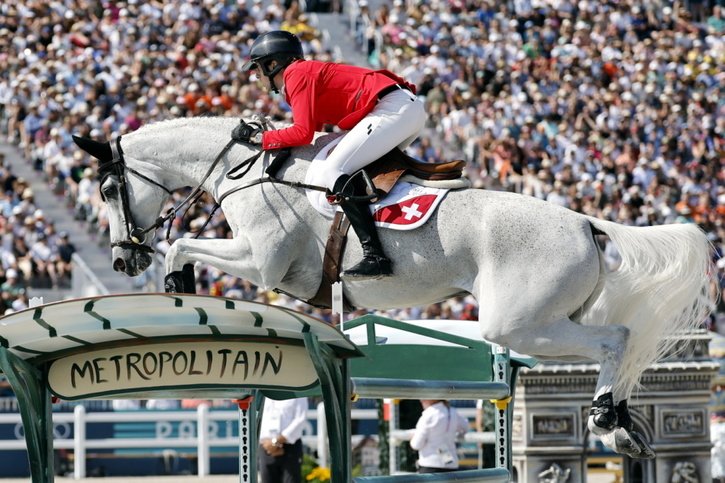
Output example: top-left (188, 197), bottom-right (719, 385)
top-left (481, 316), bottom-right (628, 420)
top-left (479, 315), bottom-right (654, 459)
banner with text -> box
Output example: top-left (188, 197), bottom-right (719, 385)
top-left (47, 341), bottom-right (318, 399)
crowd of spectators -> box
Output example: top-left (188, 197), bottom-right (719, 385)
top-left (350, 0), bottom-right (722, 463)
top-left (0, 0), bottom-right (330, 316)
top-left (0, 0), bottom-right (722, 328)
top-left (0, 150), bottom-right (77, 314)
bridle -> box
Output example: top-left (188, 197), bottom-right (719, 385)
top-left (101, 137), bottom-right (171, 253)
top-left (100, 121), bottom-right (280, 253)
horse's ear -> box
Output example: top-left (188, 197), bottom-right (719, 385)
top-left (72, 135), bottom-right (112, 162)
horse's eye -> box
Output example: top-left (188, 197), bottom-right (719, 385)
top-left (101, 184), bottom-right (117, 200)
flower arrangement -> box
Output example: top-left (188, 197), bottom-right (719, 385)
top-left (305, 466), bottom-right (331, 482)
top-left (301, 453), bottom-right (362, 481)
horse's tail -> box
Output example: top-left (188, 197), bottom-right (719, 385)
top-left (581, 217), bottom-right (716, 399)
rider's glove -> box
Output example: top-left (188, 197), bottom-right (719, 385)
top-left (248, 131), bottom-right (263, 145)
top-left (231, 121), bottom-right (263, 145)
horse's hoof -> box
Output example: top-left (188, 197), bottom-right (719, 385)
top-left (164, 265), bottom-right (196, 294)
top-left (602, 428), bottom-right (656, 459)
top-left (164, 272), bottom-right (184, 293)
top-left (588, 393), bottom-right (617, 434)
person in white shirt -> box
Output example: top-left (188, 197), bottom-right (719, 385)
top-left (111, 399), bottom-right (141, 410)
top-left (258, 397), bottom-right (308, 483)
top-left (410, 399), bottom-right (469, 473)
top-left (146, 399), bottom-right (180, 410)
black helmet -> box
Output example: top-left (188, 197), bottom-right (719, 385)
top-left (242, 30), bottom-right (303, 78)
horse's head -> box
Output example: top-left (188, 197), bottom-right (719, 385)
top-left (73, 135), bottom-right (170, 276)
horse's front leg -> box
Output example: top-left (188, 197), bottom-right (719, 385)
top-left (164, 237), bottom-right (275, 293)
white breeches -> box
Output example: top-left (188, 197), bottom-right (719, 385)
top-left (308, 88), bottom-right (426, 190)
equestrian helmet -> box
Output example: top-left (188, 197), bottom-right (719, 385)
top-left (242, 31), bottom-right (303, 78)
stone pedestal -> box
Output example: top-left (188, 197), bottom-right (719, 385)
top-left (512, 332), bottom-right (719, 483)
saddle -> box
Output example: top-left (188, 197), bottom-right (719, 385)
top-left (366, 148), bottom-right (465, 200)
top-left (304, 149), bottom-right (466, 312)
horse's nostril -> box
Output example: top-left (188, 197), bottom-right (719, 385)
top-left (113, 258), bottom-right (126, 272)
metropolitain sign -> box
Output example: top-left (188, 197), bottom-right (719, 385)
top-left (47, 341), bottom-right (318, 399)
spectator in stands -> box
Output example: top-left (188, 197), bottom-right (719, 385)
top-left (410, 399), bottom-right (469, 473)
top-left (1, 269), bottom-right (25, 298)
top-left (55, 231), bottom-right (76, 285)
top-left (236, 30), bottom-right (424, 279)
top-left (258, 396), bottom-right (308, 483)
top-left (0, 267), bottom-right (25, 315)
top-left (74, 167), bottom-right (96, 223)
top-left (28, 232), bottom-right (58, 288)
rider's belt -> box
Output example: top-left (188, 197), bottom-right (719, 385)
top-left (377, 83), bottom-right (411, 99)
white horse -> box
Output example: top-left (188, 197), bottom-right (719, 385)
top-left (73, 117), bottom-right (715, 459)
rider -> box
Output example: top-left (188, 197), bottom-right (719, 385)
top-left (234, 30), bottom-right (425, 280)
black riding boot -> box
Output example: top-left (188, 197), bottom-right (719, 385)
top-left (333, 175), bottom-right (392, 280)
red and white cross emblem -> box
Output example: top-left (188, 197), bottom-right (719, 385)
top-left (401, 203), bottom-right (423, 221)
top-left (373, 194), bottom-right (438, 226)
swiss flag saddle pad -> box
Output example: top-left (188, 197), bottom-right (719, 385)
top-left (370, 183), bottom-right (447, 230)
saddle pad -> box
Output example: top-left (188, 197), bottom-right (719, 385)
top-left (305, 137), bottom-right (448, 230)
top-left (370, 182), bottom-right (448, 231)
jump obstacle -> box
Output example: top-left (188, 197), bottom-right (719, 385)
top-left (0, 294), bottom-right (535, 482)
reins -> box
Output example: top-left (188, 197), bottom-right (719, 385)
top-left (217, 147), bottom-right (327, 205)
top-left (217, 145), bottom-right (379, 206)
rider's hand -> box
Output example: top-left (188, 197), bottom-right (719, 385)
top-left (231, 121), bottom-right (263, 145)
top-left (248, 131), bottom-right (263, 145)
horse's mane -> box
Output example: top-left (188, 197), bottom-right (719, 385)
top-left (134, 116), bottom-right (296, 135)
top-left (130, 116), bottom-right (311, 146)
top-left (132, 116), bottom-right (235, 137)
top-left (126, 116), bottom-right (339, 170)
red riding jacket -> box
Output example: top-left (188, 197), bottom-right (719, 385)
top-left (261, 60), bottom-right (416, 151)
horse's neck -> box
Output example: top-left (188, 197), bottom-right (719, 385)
top-left (123, 118), bottom-right (241, 191)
